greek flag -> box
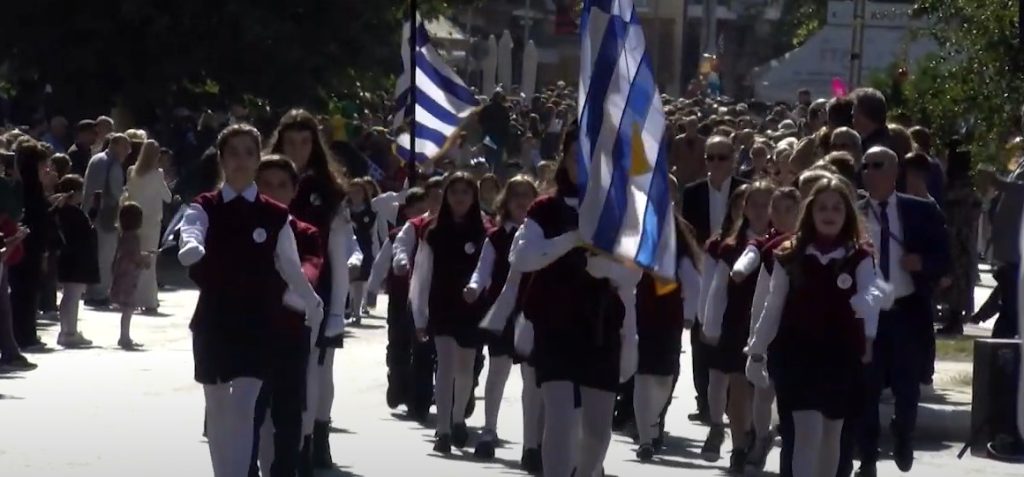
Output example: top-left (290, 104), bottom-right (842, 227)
top-left (576, 0), bottom-right (676, 280)
top-left (393, 17), bottom-right (479, 163)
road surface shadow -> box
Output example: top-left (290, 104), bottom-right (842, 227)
top-left (315, 466), bottom-right (364, 477)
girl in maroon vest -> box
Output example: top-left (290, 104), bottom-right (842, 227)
top-left (700, 181), bottom-right (773, 470)
top-left (633, 215), bottom-right (703, 462)
top-left (463, 175), bottom-right (539, 461)
top-left (410, 172), bottom-right (488, 454)
top-left (510, 130), bottom-right (641, 477)
top-left (267, 109), bottom-right (354, 469)
top-left (746, 177), bottom-right (880, 477)
top-left (736, 186), bottom-right (802, 473)
top-left (178, 124), bottom-right (323, 477)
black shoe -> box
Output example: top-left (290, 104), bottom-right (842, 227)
top-left (688, 410), bottom-right (710, 424)
top-left (386, 378), bottom-right (402, 409)
top-left (855, 462), bottom-right (877, 477)
top-left (0, 354), bottom-right (37, 372)
top-left (892, 423), bottom-right (914, 472)
top-left (433, 433), bottom-right (452, 454)
top-left (407, 405), bottom-right (429, 423)
top-left (474, 439), bottom-right (496, 459)
top-left (636, 443), bottom-right (655, 462)
top-left (312, 420), bottom-right (334, 469)
top-left (728, 449), bottom-right (748, 475)
top-left (652, 435), bottom-right (664, 452)
top-left (521, 448), bottom-right (542, 474)
top-left (700, 424), bottom-right (726, 462)
top-left (451, 423), bottom-right (469, 448)
top-left (298, 435), bottom-right (314, 477)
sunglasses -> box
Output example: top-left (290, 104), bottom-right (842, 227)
top-left (705, 153), bottom-right (732, 163)
top-left (861, 161), bottom-right (886, 171)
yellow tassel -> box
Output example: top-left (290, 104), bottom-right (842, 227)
top-left (654, 277), bottom-right (678, 296)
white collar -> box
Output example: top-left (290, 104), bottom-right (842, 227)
top-left (806, 244), bottom-right (847, 263)
top-left (869, 192), bottom-right (896, 208)
top-left (563, 197), bottom-right (580, 210)
top-left (503, 221), bottom-right (520, 232)
top-left (710, 176), bottom-right (732, 194)
top-left (222, 182), bottom-right (259, 203)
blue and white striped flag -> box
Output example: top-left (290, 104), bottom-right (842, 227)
top-left (576, 0), bottom-right (676, 281)
top-left (393, 16), bottom-right (479, 163)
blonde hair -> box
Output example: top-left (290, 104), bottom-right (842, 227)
top-left (124, 129), bottom-right (148, 142)
top-left (132, 140), bottom-right (160, 178)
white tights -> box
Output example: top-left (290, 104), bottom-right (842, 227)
top-left (203, 378), bottom-right (262, 477)
top-left (58, 283), bottom-right (86, 337)
top-left (434, 336), bottom-right (476, 433)
top-left (753, 384), bottom-right (776, 438)
top-left (792, 410), bottom-right (844, 477)
top-left (303, 347), bottom-right (334, 437)
top-left (483, 355), bottom-right (513, 433)
top-left (708, 370), bottom-right (753, 449)
top-left (633, 374), bottom-right (674, 446)
top-left (349, 282), bottom-right (365, 316)
top-left (541, 381), bottom-right (616, 477)
top-left (521, 364), bottom-right (544, 449)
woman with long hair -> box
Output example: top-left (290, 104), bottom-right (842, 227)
top-left (410, 172), bottom-right (488, 454)
top-left (125, 140), bottom-right (172, 311)
top-left (746, 177), bottom-right (881, 477)
top-left (268, 108), bottom-right (354, 470)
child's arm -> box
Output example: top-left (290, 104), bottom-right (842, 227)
top-left (464, 238), bottom-right (496, 302)
top-left (391, 221), bottom-right (417, 276)
top-left (409, 239), bottom-right (434, 335)
top-left (326, 214), bottom-right (356, 337)
top-left (680, 256), bottom-right (701, 327)
top-left (366, 238), bottom-right (393, 295)
top-left (275, 223), bottom-right (323, 323)
top-left (177, 204), bottom-right (208, 266)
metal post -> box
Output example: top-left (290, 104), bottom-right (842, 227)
top-left (849, 0), bottom-right (866, 87)
top-left (705, 0), bottom-right (717, 54)
top-left (524, 0), bottom-right (532, 42)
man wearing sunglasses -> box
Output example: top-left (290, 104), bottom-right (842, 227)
top-left (845, 146), bottom-right (950, 477)
top-left (680, 135), bottom-right (749, 424)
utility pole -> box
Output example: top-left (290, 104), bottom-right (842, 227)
top-left (849, 0), bottom-right (866, 87)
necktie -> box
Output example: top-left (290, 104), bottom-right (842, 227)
top-left (878, 201), bottom-right (890, 280)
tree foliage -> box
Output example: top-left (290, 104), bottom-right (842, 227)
top-left (900, 0), bottom-right (1024, 166)
top-left (0, 0), bottom-right (477, 122)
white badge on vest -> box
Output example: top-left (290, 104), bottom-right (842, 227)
top-left (837, 273), bottom-right (853, 290)
top-left (310, 193), bottom-right (322, 206)
top-left (464, 242), bottom-right (476, 254)
top-left (363, 215), bottom-right (371, 224)
top-left (253, 227), bottom-right (268, 244)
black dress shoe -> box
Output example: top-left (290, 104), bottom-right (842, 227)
top-left (636, 443), bottom-right (655, 462)
top-left (521, 448), bottom-right (542, 474)
top-left (433, 433), bottom-right (452, 454)
top-left (312, 420), bottom-right (334, 468)
top-left (688, 410), bottom-right (711, 424)
top-left (386, 378), bottom-right (402, 409)
top-left (855, 462), bottom-right (877, 477)
top-left (474, 439), bottom-right (496, 459)
top-left (451, 423), bottom-right (469, 448)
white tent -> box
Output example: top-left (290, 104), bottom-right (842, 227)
top-left (751, 1), bottom-right (938, 103)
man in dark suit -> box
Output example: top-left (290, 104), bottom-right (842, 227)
top-left (851, 88), bottom-right (893, 154)
top-left (848, 147), bottom-right (950, 477)
top-left (680, 135), bottom-right (749, 423)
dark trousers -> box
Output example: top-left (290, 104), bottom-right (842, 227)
top-left (690, 321), bottom-right (710, 414)
top-left (993, 263), bottom-right (1019, 339)
top-left (250, 331), bottom-right (309, 477)
top-left (9, 252), bottom-right (43, 347)
top-left (411, 337), bottom-right (436, 416)
top-left (777, 402), bottom-right (794, 477)
top-left (38, 253), bottom-right (58, 313)
top-left (386, 294), bottom-right (413, 403)
top-left (854, 294), bottom-right (929, 466)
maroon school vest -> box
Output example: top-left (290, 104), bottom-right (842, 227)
top-left (776, 246), bottom-right (872, 358)
top-left (291, 173), bottom-right (340, 248)
top-left (706, 236), bottom-right (759, 335)
top-left (274, 218), bottom-right (323, 338)
top-left (484, 223), bottom-right (516, 306)
top-left (424, 217), bottom-right (487, 326)
top-left (188, 192), bottom-right (289, 335)
top-left (761, 232), bottom-right (794, 275)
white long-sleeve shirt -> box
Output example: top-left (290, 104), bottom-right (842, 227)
top-left (367, 238), bottom-right (393, 295)
top-left (409, 239), bottom-right (435, 330)
top-left (372, 189), bottom-right (409, 246)
top-left (747, 246), bottom-right (881, 356)
top-left (392, 219), bottom-right (421, 273)
top-left (696, 252), bottom-right (716, 324)
top-left (679, 257), bottom-right (702, 323)
top-left (178, 183), bottom-right (321, 316)
top-left (467, 222), bottom-right (519, 294)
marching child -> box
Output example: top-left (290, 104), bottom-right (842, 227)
top-left (51, 175), bottom-right (99, 348)
top-left (700, 181), bottom-right (774, 471)
top-left (410, 172), bottom-right (489, 454)
top-left (746, 177), bottom-right (881, 477)
top-left (178, 124), bottom-right (323, 477)
top-left (463, 175), bottom-right (539, 460)
top-left (734, 186), bottom-right (802, 473)
top-left (346, 178), bottom-right (380, 323)
top-left (110, 202), bottom-right (151, 350)
top-left (633, 215), bottom-right (702, 461)
top-left (250, 155), bottom-right (325, 477)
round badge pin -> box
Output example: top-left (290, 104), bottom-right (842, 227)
top-left (253, 227), bottom-right (268, 244)
top-left (836, 273), bottom-right (853, 290)
top-left (464, 242), bottom-right (476, 254)
top-left (363, 215), bottom-right (370, 224)
top-left (310, 193), bottom-right (322, 206)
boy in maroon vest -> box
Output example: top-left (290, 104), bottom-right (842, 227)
top-left (247, 155), bottom-right (325, 477)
